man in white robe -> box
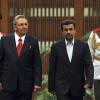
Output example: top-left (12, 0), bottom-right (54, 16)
top-left (88, 30), bottom-right (100, 100)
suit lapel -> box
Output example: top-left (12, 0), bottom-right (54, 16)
top-left (71, 40), bottom-right (80, 63)
top-left (9, 34), bottom-right (30, 57)
top-left (61, 40), bottom-right (70, 62)
top-left (21, 35), bottom-right (30, 56)
top-left (9, 34), bottom-right (18, 57)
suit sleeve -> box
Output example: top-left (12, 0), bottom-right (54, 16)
top-left (84, 42), bottom-right (94, 86)
top-left (33, 39), bottom-right (42, 86)
top-left (48, 44), bottom-right (57, 93)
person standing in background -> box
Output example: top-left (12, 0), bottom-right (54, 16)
top-left (48, 19), bottom-right (94, 100)
top-left (88, 29), bottom-right (100, 100)
top-left (0, 15), bottom-right (42, 100)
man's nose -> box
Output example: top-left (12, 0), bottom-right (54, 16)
top-left (67, 29), bottom-right (71, 33)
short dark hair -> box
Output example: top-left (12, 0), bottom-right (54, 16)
top-left (61, 19), bottom-right (76, 31)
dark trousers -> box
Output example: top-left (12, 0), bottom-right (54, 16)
top-left (94, 80), bottom-right (100, 100)
top-left (3, 91), bottom-right (32, 100)
top-left (0, 90), bottom-right (5, 100)
top-left (2, 77), bottom-right (32, 100)
top-left (56, 90), bottom-right (83, 100)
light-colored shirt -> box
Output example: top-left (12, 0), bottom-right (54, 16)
top-left (65, 39), bottom-right (74, 62)
top-left (14, 32), bottom-right (26, 47)
top-left (88, 31), bottom-right (100, 80)
top-left (0, 32), bottom-right (3, 39)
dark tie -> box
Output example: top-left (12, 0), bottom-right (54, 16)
top-left (17, 38), bottom-right (22, 57)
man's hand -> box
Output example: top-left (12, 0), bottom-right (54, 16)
top-left (84, 84), bottom-right (92, 89)
top-left (84, 84), bottom-right (93, 96)
top-left (33, 85), bottom-right (41, 92)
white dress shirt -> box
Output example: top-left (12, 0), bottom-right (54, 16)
top-left (65, 39), bottom-right (74, 62)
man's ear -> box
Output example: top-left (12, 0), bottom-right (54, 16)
top-left (13, 25), bottom-right (16, 30)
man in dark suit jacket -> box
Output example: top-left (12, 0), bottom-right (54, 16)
top-left (0, 15), bottom-right (42, 100)
top-left (48, 19), bottom-right (94, 100)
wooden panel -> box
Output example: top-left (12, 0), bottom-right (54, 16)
top-left (0, 0), bottom-right (1, 31)
top-left (28, 17), bottom-right (63, 41)
top-left (74, 0), bottom-right (83, 39)
top-left (8, 0), bottom-right (75, 41)
top-left (0, 0), bottom-right (8, 33)
top-left (0, 0), bottom-right (100, 39)
top-left (84, 0), bottom-right (100, 34)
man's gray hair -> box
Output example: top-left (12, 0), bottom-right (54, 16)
top-left (13, 15), bottom-right (26, 27)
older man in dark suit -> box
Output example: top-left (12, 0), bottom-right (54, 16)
top-left (0, 15), bottom-right (42, 100)
top-left (48, 19), bottom-right (94, 100)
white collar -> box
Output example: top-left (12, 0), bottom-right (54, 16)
top-left (14, 32), bottom-right (26, 42)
